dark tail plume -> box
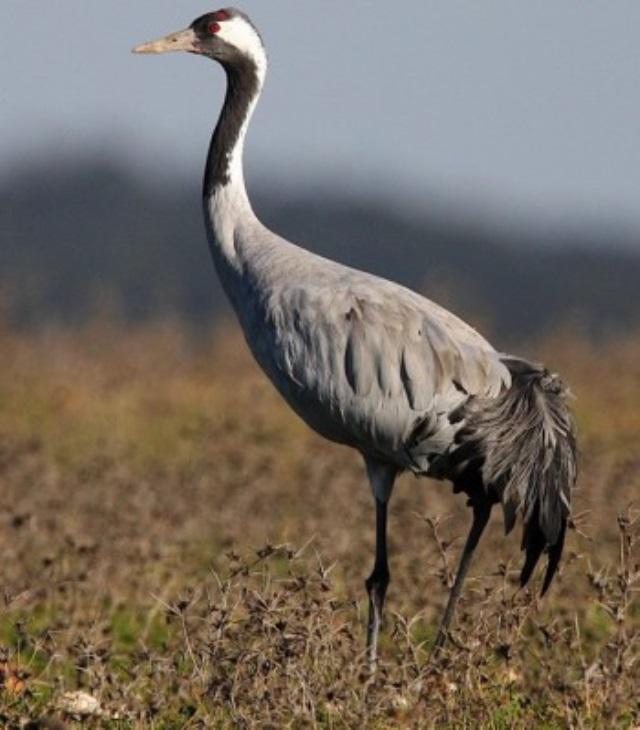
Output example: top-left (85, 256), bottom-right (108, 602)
top-left (455, 357), bottom-right (577, 593)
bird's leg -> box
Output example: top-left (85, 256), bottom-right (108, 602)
top-left (366, 497), bottom-right (389, 673)
top-left (431, 500), bottom-right (492, 657)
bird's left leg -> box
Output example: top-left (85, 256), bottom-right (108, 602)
top-left (430, 498), bottom-right (492, 657)
top-left (363, 458), bottom-right (397, 672)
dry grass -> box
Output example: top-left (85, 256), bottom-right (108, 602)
top-left (0, 320), bottom-right (638, 728)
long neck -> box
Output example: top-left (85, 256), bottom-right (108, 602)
top-left (203, 56), bottom-right (264, 265)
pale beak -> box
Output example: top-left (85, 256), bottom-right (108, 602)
top-left (132, 28), bottom-right (199, 55)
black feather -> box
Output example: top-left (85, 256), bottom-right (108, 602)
top-left (541, 518), bottom-right (567, 596)
top-left (520, 504), bottom-right (546, 587)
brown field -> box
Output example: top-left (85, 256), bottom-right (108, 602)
top-left (0, 321), bottom-right (638, 728)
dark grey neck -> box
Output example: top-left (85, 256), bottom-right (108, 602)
top-left (203, 57), bottom-right (262, 200)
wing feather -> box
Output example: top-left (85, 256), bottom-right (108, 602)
top-left (344, 314), bottom-right (375, 396)
top-left (261, 271), bottom-right (510, 461)
top-left (401, 344), bottom-right (433, 410)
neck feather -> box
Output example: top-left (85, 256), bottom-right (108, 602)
top-left (203, 56), bottom-right (264, 262)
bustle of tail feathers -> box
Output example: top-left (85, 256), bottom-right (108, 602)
top-left (450, 357), bottom-right (577, 594)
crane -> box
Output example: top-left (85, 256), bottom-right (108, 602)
top-left (133, 8), bottom-right (577, 668)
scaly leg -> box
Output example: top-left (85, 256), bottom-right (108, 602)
top-left (366, 497), bottom-right (389, 672)
top-left (431, 502), bottom-right (492, 657)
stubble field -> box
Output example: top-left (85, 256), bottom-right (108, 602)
top-left (0, 321), bottom-right (638, 728)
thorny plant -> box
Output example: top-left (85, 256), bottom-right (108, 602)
top-left (0, 325), bottom-right (638, 727)
top-left (0, 513), bottom-right (637, 728)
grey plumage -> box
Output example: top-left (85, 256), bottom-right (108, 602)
top-left (244, 258), bottom-right (509, 458)
top-left (134, 8), bottom-right (578, 666)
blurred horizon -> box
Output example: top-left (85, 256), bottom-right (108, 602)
top-left (2, 3), bottom-right (640, 342)
top-left (4, 142), bottom-right (640, 249)
top-left (3, 153), bottom-right (640, 344)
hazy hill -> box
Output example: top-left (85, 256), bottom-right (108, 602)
top-left (2, 156), bottom-right (639, 342)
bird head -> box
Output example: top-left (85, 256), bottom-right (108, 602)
top-left (132, 8), bottom-right (265, 72)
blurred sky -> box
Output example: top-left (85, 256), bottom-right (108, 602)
top-left (3, 1), bottom-right (640, 234)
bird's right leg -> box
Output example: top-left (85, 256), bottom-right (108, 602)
top-left (363, 458), bottom-right (397, 672)
top-left (366, 497), bottom-right (389, 672)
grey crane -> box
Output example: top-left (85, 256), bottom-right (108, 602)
top-left (133, 8), bottom-right (577, 667)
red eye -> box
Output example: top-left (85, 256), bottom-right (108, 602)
top-left (213, 10), bottom-right (231, 21)
top-left (208, 22), bottom-right (221, 34)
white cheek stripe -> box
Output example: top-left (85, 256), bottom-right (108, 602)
top-left (217, 17), bottom-right (267, 78)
